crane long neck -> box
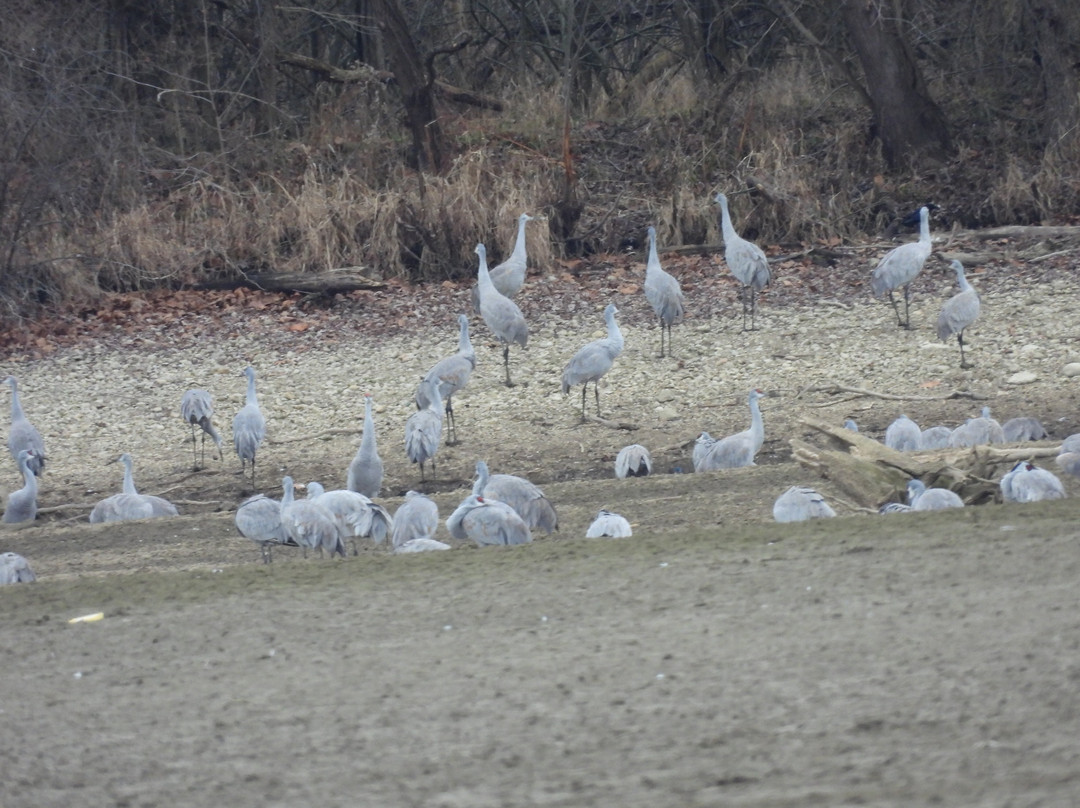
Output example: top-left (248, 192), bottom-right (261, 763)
top-left (473, 462), bottom-right (489, 496)
top-left (606, 311), bottom-right (624, 351)
top-left (646, 232), bottom-right (660, 274)
top-left (8, 379), bottom-right (23, 421)
top-left (121, 456), bottom-right (138, 495)
top-left (749, 395), bottom-right (764, 450)
top-left (19, 454), bottom-right (37, 495)
top-left (919, 210), bottom-right (931, 244)
top-left (719, 199), bottom-right (737, 243)
top-left (245, 373), bottom-right (259, 406)
top-left (955, 267), bottom-right (973, 293)
top-left (458, 317), bottom-right (472, 356)
top-left (510, 217), bottom-right (529, 262)
top-left (476, 248), bottom-right (493, 290)
top-left (281, 479), bottom-right (294, 510)
top-left (361, 399), bottom-right (377, 452)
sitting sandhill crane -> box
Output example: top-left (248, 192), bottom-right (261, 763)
top-left (5, 375), bottom-right (45, 476)
top-left (278, 476), bottom-right (344, 558)
top-left (906, 479), bottom-right (964, 511)
top-left (0, 552), bottom-right (36, 584)
top-left (948, 406), bottom-right (1005, 448)
top-left (391, 490), bottom-right (441, 549)
top-left (643, 226), bottom-right (684, 356)
top-left (2, 449), bottom-right (38, 524)
top-left (235, 493), bottom-right (294, 563)
top-left (884, 414), bottom-right (922, 452)
top-left (89, 453), bottom-right (179, 523)
top-left (415, 314), bottom-right (475, 445)
top-left (936, 260), bottom-right (980, 368)
top-left (232, 366), bottom-right (266, 489)
top-left (347, 395), bottom-right (383, 498)
top-left (615, 444), bottom-right (652, 478)
top-left (1000, 461), bottom-right (1066, 503)
top-left (871, 205), bottom-right (932, 328)
top-left (471, 213), bottom-right (534, 311)
top-left (773, 486), bottom-right (837, 523)
top-left (561, 303), bottom-right (624, 418)
top-left (585, 509), bottom-right (632, 538)
top-left (446, 494), bottom-right (532, 547)
top-left (180, 388), bottom-right (222, 470)
top-left (1055, 434), bottom-right (1080, 478)
top-left (1002, 417), bottom-right (1047, 443)
top-left (405, 378), bottom-right (443, 481)
top-left (306, 481), bottom-right (393, 549)
top-left (475, 242), bottom-right (528, 387)
top-left (695, 389), bottom-right (765, 471)
top-left (919, 425), bottom-right (953, 449)
top-left (715, 193), bottom-right (770, 331)
top-left (472, 460), bottom-right (558, 534)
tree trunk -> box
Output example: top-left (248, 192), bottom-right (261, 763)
top-left (840, 0), bottom-right (952, 169)
top-left (1025, 0), bottom-right (1080, 149)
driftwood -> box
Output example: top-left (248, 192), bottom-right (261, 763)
top-left (584, 414), bottom-right (638, 431)
top-left (794, 383), bottom-right (988, 406)
top-left (792, 416), bottom-right (1059, 508)
top-left (196, 269), bottom-right (387, 295)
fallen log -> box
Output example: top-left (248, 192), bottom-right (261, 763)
top-left (195, 269), bottom-right (388, 295)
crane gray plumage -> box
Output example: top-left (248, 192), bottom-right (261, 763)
top-left (235, 494), bottom-right (293, 563)
top-left (692, 432), bottom-right (716, 470)
top-left (279, 476), bottom-right (344, 558)
top-left (919, 425), bottom-right (953, 450)
top-left (2, 449), bottom-right (38, 523)
top-left (89, 453), bottom-right (179, 523)
top-left (475, 242), bottom-right (528, 387)
top-left (936, 260), bottom-right (980, 367)
top-left (472, 460), bottom-right (558, 533)
top-left (0, 552), bottom-right (36, 584)
top-left (561, 303), bottom-right (624, 418)
top-left (871, 205), bottom-right (931, 328)
top-left (884, 414), bottom-right (922, 452)
top-left (773, 486), bottom-right (837, 522)
top-left (446, 494), bottom-right (532, 547)
top-left (347, 394), bottom-right (383, 497)
top-left (5, 375), bottom-right (45, 476)
top-left (470, 213), bottom-right (534, 311)
top-left (615, 444), bottom-right (652, 478)
top-left (878, 502), bottom-right (913, 514)
top-left (585, 509), bottom-right (632, 538)
top-left (180, 388), bottom-right (222, 470)
top-left (906, 479), bottom-right (964, 511)
top-left (1055, 434), bottom-right (1080, 478)
top-left (405, 378), bottom-right (443, 481)
top-left (695, 389), bottom-right (765, 471)
top-left (1000, 461), bottom-right (1066, 503)
top-left (1002, 417), bottom-right (1047, 443)
top-left (391, 490), bottom-right (440, 549)
top-left (416, 314), bottom-right (475, 445)
top-left (232, 366), bottom-right (266, 488)
top-left (715, 193), bottom-right (770, 331)
top-left (643, 226), bottom-right (684, 356)
top-left (306, 481), bottom-right (393, 548)
top-left (844, 419), bottom-right (859, 432)
top-left (948, 406), bottom-right (1005, 448)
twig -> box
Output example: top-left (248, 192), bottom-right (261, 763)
top-left (583, 414), bottom-right (638, 431)
top-left (271, 428), bottom-right (361, 445)
top-left (793, 383), bottom-right (988, 403)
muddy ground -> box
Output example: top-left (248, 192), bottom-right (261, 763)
top-left (2, 235), bottom-right (1080, 806)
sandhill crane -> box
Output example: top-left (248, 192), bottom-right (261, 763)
top-left (878, 502), bottom-right (913, 514)
top-left (692, 432), bottom-right (717, 470)
top-left (936, 260), bottom-right (980, 367)
top-left (0, 552), bottom-right (36, 584)
top-left (585, 509), bottom-right (632, 538)
top-left (871, 205), bottom-right (931, 328)
top-left (235, 493), bottom-right (293, 563)
top-left (232, 366), bottom-right (266, 488)
top-left (391, 490), bottom-right (440, 549)
top-left (561, 303), bottom-right (624, 418)
top-left (416, 314), bottom-right (475, 444)
top-left (844, 419), bottom-right (859, 432)
top-left (89, 453), bottom-right (179, 523)
top-left (446, 494), bottom-right (532, 547)
top-left (472, 460), bottom-right (558, 533)
top-left (2, 449), bottom-right (38, 523)
top-left (715, 193), bottom-right (770, 331)
top-left (306, 481), bottom-right (393, 549)
top-left (1000, 461), bottom-right (1066, 503)
top-left (948, 406), bottom-right (1005, 447)
top-left (907, 479), bottom-right (964, 510)
top-left (884, 414), bottom-right (922, 451)
top-left (773, 486), bottom-right (837, 522)
top-left (1056, 434), bottom-right (1080, 478)
top-left (919, 425), bottom-right (953, 450)
top-left (5, 375), bottom-right (45, 476)
top-left (395, 538), bottom-right (451, 553)
top-left (1002, 417), bottom-right (1047, 443)
top-left (347, 395), bottom-right (383, 498)
top-left (696, 389), bottom-right (765, 471)
top-left (279, 476), bottom-right (344, 558)
top-left (475, 242), bottom-right (528, 387)
top-left (615, 444), bottom-right (652, 478)
top-left (643, 226), bottom-right (684, 356)
top-left (471, 213), bottom-right (534, 311)
top-left (180, 389), bottom-right (222, 470)
top-left (405, 378), bottom-right (443, 481)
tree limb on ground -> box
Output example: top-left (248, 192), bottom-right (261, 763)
top-left (584, 414), bottom-right (638, 431)
top-left (196, 269), bottom-right (388, 295)
top-left (794, 383), bottom-right (989, 403)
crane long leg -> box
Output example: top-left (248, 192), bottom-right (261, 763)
top-left (886, 290), bottom-right (904, 327)
top-left (445, 397), bottom-right (457, 445)
top-left (958, 332), bottom-right (972, 368)
top-left (749, 288), bottom-right (757, 331)
top-left (502, 344), bottom-right (514, 388)
top-left (190, 424), bottom-right (199, 470)
top-left (902, 284), bottom-right (912, 329)
top-left (580, 384), bottom-right (587, 419)
top-left (593, 382), bottom-right (602, 418)
top-left (658, 317), bottom-right (665, 358)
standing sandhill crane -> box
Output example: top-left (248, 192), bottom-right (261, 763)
top-left (471, 213), bottom-right (534, 311)
top-left (405, 378), bottom-right (443, 481)
top-left (948, 406), bottom-right (1005, 448)
top-left (2, 449), bottom-right (38, 523)
top-left (235, 493), bottom-right (293, 563)
top-left (472, 460), bottom-right (558, 533)
top-left (475, 242), bottom-right (528, 387)
top-left (1055, 434), bottom-right (1080, 478)
top-left (416, 314), bottom-right (475, 444)
top-left (906, 479), bottom-right (964, 511)
top-left (180, 389), bottom-right (222, 470)
top-left (306, 481), bottom-right (393, 549)
top-left (1002, 417), bottom-right (1047, 443)
top-left (615, 444), bottom-right (652, 478)
top-left (586, 509), bottom-right (632, 538)
top-left (871, 205), bottom-right (932, 328)
top-left (89, 453), bottom-right (179, 523)
top-left (696, 389), bottom-right (766, 471)
top-left (643, 226), bottom-right (684, 357)
top-left (561, 303), bottom-right (624, 418)
top-left (773, 486), bottom-right (837, 522)
top-left (5, 375), bottom-right (45, 476)
top-left (232, 366), bottom-right (266, 488)
top-left (715, 193), bottom-right (770, 331)
top-left (347, 395), bottom-right (383, 498)
top-left (0, 552), bottom-right (36, 584)
top-left (884, 414), bottom-right (922, 452)
top-left (1000, 461), bottom-right (1066, 503)
top-left (936, 260), bottom-right (980, 368)
top-left (391, 490), bottom-right (440, 549)
top-left (446, 494), bottom-right (532, 547)
top-left (919, 425), bottom-right (953, 449)
top-left (279, 476), bottom-right (344, 558)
